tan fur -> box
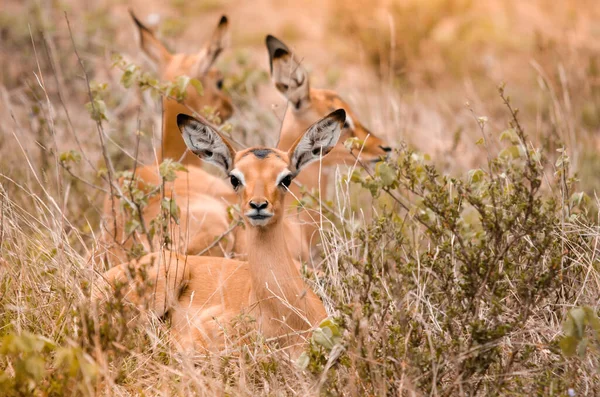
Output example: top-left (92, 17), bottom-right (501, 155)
top-left (98, 164), bottom-right (307, 265)
top-left (99, 164), bottom-right (236, 265)
top-left (95, 33), bottom-right (388, 267)
top-left (95, 112), bottom-right (345, 354)
top-left (131, 12), bottom-right (233, 166)
top-left (95, 14), bottom-right (235, 265)
top-left (264, 36), bottom-right (392, 259)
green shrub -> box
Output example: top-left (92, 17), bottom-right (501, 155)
top-left (308, 88), bottom-right (599, 395)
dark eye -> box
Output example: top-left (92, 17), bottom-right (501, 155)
top-left (230, 175), bottom-right (240, 189)
top-left (279, 174), bottom-right (293, 188)
top-left (216, 79), bottom-right (224, 90)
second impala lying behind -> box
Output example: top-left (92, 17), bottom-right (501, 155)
top-left (97, 13), bottom-right (235, 265)
top-left (130, 11), bottom-right (233, 166)
top-left (95, 110), bottom-right (347, 353)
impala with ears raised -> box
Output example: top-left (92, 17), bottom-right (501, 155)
top-left (131, 11), bottom-right (233, 166)
top-left (95, 110), bottom-right (346, 353)
top-left (258, 35), bottom-right (392, 259)
top-left (96, 13), bottom-right (236, 265)
top-left (266, 34), bottom-right (391, 193)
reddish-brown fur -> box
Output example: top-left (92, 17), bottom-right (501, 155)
top-left (95, 110), bottom-right (345, 354)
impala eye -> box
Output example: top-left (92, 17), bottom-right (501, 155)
top-left (279, 174), bottom-right (293, 188)
top-left (216, 79), bottom-right (224, 90)
top-left (230, 175), bottom-right (241, 189)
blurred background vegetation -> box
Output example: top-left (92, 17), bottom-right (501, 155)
top-left (1, 0), bottom-right (599, 395)
top-left (2, 0), bottom-right (599, 191)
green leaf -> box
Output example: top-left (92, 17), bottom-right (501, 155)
top-left (312, 327), bottom-right (334, 350)
top-left (174, 75), bottom-right (191, 101)
top-left (498, 145), bottom-right (521, 160)
top-left (584, 307), bottom-right (600, 333)
top-left (190, 78), bottom-right (204, 96)
top-left (559, 335), bottom-right (579, 357)
top-left (344, 137), bottom-right (363, 151)
top-left (350, 170), bottom-right (363, 183)
top-left (85, 99), bottom-right (108, 122)
top-left (296, 352), bottom-right (309, 370)
top-left (159, 159), bottom-right (187, 182)
top-left (59, 150), bottom-right (82, 165)
top-left (564, 307), bottom-right (586, 339)
top-left (24, 355), bottom-right (45, 382)
top-left (577, 337), bottom-right (588, 358)
top-left (121, 70), bottom-right (135, 88)
top-left (467, 169), bottom-right (485, 184)
top-left (170, 197), bottom-right (180, 224)
top-left (569, 192), bottom-right (589, 208)
top-left (499, 128), bottom-right (519, 144)
top-left (124, 219), bottom-right (140, 236)
top-left (312, 318), bottom-right (342, 350)
top-left (376, 162), bottom-right (396, 187)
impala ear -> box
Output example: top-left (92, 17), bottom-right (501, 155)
top-left (266, 35), bottom-right (310, 110)
top-left (130, 10), bottom-right (171, 66)
top-left (177, 114), bottom-right (236, 173)
top-left (288, 109), bottom-right (346, 173)
top-left (195, 15), bottom-right (230, 75)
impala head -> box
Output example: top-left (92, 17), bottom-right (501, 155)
top-left (131, 11), bottom-right (233, 121)
top-left (177, 110), bottom-right (346, 227)
top-left (266, 35), bottom-right (391, 165)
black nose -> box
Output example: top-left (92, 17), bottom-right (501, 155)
top-left (380, 145), bottom-right (392, 153)
top-left (249, 200), bottom-right (268, 211)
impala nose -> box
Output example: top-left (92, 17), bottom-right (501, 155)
top-left (249, 200), bottom-right (269, 211)
top-left (380, 145), bottom-right (392, 153)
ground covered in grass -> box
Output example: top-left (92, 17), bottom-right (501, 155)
top-left (1, 0), bottom-right (599, 395)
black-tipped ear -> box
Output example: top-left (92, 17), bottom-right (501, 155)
top-left (266, 35), bottom-right (310, 109)
top-left (130, 10), bottom-right (171, 66)
top-left (129, 9), bottom-right (146, 30)
top-left (325, 109), bottom-right (347, 125)
top-left (195, 15), bottom-right (230, 75)
top-left (177, 114), bottom-right (236, 173)
top-left (266, 35), bottom-right (291, 74)
top-left (288, 109), bottom-right (346, 173)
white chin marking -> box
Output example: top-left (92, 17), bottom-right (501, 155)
top-left (247, 218), bottom-right (272, 227)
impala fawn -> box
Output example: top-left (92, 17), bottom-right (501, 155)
top-left (97, 34), bottom-right (392, 266)
top-left (266, 34), bottom-right (391, 195)
top-left (95, 110), bottom-right (346, 353)
top-left (130, 11), bottom-right (233, 166)
top-left (211, 35), bottom-right (394, 261)
top-left (96, 13), bottom-right (237, 265)
top-left (226, 35), bottom-right (392, 260)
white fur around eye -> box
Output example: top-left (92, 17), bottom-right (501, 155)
top-left (275, 169), bottom-right (293, 187)
top-left (229, 169), bottom-right (246, 186)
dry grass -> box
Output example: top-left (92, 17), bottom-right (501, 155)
top-left (1, 0), bottom-right (599, 395)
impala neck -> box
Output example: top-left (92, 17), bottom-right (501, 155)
top-left (161, 98), bottom-right (203, 167)
top-left (246, 218), bottom-right (322, 330)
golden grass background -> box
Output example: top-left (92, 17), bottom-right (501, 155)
top-left (1, 0), bottom-right (599, 395)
